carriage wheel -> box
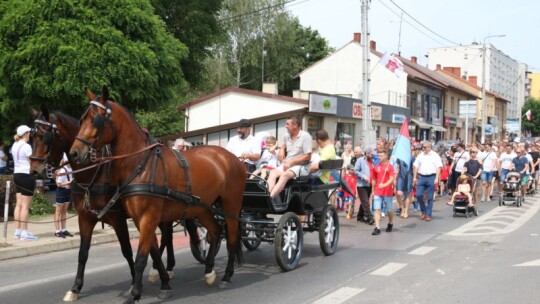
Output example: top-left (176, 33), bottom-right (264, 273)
top-left (190, 221), bottom-right (221, 264)
top-left (275, 212), bottom-right (303, 271)
top-left (498, 197), bottom-right (503, 207)
top-left (242, 222), bottom-right (262, 251)
top-left (319, 204), bottom-right (339, 256)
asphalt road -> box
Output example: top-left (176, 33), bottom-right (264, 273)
top-left (1, 195), bottom-right (539, 304)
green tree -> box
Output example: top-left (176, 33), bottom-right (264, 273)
top-left (150, 0), bottom-right (224, 89)
top-left (521, 98), bottom-right (540, 136)
top-left (0, 0), bottom-right (188, 142)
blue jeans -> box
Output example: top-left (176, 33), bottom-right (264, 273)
top-left (416, 175), bottom-right (436, 217)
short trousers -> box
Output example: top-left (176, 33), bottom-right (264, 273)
top-left (276, 163), bottom-right (310, 178)
top-left (55, 187), bottom-right (72, 204)
top-left (500, 169), bottom-right (510, 184)
top-left (0, 166), bottom-right (7, 174)
top-left (481, 171), bottom-right (495, 182)
top-left (343, 196), bottom-right (354, 203)
top-left (521, 175), bottom-right (529, 186)
top-left (373, 196), bottom-right (393, 211)
top-left (396, 177), bottom-right (410, 193)
top-left (14, 173), bottom-right (36, 196)
top-left (337, 191), bottom-right (344, 198)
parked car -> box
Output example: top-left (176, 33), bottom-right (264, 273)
top-left (433, 140), bottom-right (460, 152)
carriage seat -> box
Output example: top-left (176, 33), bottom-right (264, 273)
top-left (310, 159), bottom-right (344, 192)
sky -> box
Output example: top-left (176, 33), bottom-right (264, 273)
top-left (288, 0), bottom-right (540, 71)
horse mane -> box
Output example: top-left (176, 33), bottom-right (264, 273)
top-left (112, 101), bottom-right (149, 137)
top-left (52, 111), bottom-right (80, 128)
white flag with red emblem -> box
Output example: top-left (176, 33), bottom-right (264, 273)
top-left (526, 109), bottom-right (532, 121)
top-left (379, 52), bottom-right (405, 78)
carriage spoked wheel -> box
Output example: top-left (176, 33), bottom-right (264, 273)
top-left (319, 204), bottom-right (339, 256)
top-left (191, 220), bottom-right (221, 264)
top-left (242, 222), bottom-right (262, 251)
top-left (275, 212), bottom-right (303, 271)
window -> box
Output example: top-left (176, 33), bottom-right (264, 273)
top-left (207, 130), bottom-right (229, 147)
top-left (431, 96), bottom-right (440, 119)
top-left (254, 121), bottom-right (277, 138)
top-left (306, 116), bottom-right (323, 138)
top-left (387, 127), bottom-right (399, 141)
top-left (185, 135), bottom-right (204, 147)
top-left (335, 122), bottom-right (355, 155)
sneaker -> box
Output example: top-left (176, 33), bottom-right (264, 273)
top-left (372, 228), bottom-right (381, 235)
top-left (55, 232), bottom-right (66, 238)
top-left (367, 218), bottom-right (375, 225)
top-left (357, 217), bottom-right (367, 223)
top-left (20, 232), bottom-right (39, 241)
top-left (62, 230), bottom-right (74, 237)
top-left (481, 196), bottom-right (485, 202)
top-left (386, 223), bottom-right (393, 232)
top-left (13, 230), bottom-right (21, 240)
top-left (395, 208), bottom-right (401, 216)
top-left (413, 202), bottom-right (419, 213)
top-left (381, 212), bottom-right (386, 218)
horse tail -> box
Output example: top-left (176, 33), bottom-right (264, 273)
top-left (235, 223), bottom-right (245, 266)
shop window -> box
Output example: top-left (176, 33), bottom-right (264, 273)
top-left (254, 121), bottom-right (277, 138)
top-left (306, 116), bottom-right (323, 138)
top-left (387, 127), bottom-right (399, 141)
top-left (207, 130), bottom-right (228, 147)
top-left (185, 135), bottom-right (204, 147)
top-left (335, 122), bottom-right (355, 155)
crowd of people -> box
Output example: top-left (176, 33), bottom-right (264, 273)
top-left (223, 115), bottom-right (540, 236)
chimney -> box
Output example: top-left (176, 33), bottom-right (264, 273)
top-left (353, 32), bottom-right (361, 43)
top-left (436, 64), bottom-right (441, 70)
top-left (262, 82), bottom-right (278, 95)
top-left (468, 76), bottom-right (478, 86)
top-left (370, 40), bottom-right (376, 50)
top-left (411, 56), bottom-right (417, 63)
top-left (443, 67), bottom-right (461, 78)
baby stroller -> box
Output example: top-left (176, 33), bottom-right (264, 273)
top-left (499, 170), bottom-right (523, 207)
top-left (453, 175), bottom-right (478, 218)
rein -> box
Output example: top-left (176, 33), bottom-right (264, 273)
top-left (56, 142), bottom-right (162, 177)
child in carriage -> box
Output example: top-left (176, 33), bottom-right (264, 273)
top-left (447, 175), bottom-right (473, 207)
top-left (251, 136), bottom-right (279, 179)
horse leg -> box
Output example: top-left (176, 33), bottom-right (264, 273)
top-left (125, 218), bottom-right (160, 304)
top-left (149, 239), bottom-right (172, 299)
top-left (219, 217), bottom-right (242, 289)
top-left (64, 212), bottom-right (97, 301)
top-left (149, 222), bottom-right (175, 282)
top-left (185, 219), bottom-right (201, 255)
top-left (195, 214), bottom-right (221, 286)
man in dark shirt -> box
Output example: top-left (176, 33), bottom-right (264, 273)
top-left (510, 147), bottom-right (530, 198)
top-left (462, 147), bottom-right (482, 206)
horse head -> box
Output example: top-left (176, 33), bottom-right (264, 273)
top-left (29, 105), bottom-right (65, 178)
top-left (70, 86), bottom-right (115, 164)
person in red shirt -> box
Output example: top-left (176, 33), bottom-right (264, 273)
top-left (439, 157), bottom-right (450, 196)
top-left (370, 150), bottom-right (395, 235)
top-left (341, 165), bottom-right (358, 219)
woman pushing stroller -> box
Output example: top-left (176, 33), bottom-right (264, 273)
top-left (447, 147), bottom-right (482, 209)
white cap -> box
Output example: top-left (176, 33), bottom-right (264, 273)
top-left (16, 125), bottom-right (31, 136)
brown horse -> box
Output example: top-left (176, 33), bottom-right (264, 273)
top-left (69, 86), bottom-right (246, 303)
top-left (29, 107), bottom-right (191, 301)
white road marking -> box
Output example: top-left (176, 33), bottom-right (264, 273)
top-left (312, 287), bottom-right (366, 304)
top-left (370, 262), bottom-right (407, 276)
top-left (408, 246), bottom-right (436, 256)
top-left (513, 259), bottom-right (540, 267)
top-left (446, 200), bottom-right (540, 236)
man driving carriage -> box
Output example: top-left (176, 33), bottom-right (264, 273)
top-left (226, 118), bottom-right (261, 173)
top-left (267, 115), bottom-right (312, 204)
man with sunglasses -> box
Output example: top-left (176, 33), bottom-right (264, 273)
top-left (413, 142), bottom-right (443, 221)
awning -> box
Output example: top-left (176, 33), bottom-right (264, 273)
top-left (432, 126), bottom-right (447, 132)
top-left (410, 118), bottom-right (431, 129)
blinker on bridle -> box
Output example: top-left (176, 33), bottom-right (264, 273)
top-left (75, 99), bottom-right (113, 162)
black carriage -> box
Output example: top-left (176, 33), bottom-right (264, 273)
top-left (240, 159), bottom-right (344, 271)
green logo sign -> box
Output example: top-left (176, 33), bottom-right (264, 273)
top-left (323, 99), bottom-right (331, 110)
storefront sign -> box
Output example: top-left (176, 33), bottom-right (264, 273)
top-left (392, 114), bottom-right (406, 124)
top-left (352, 102), bottom-right (363, 118)
top-left (309, 94), bottom-right (337, 114)
top-left (371, 105), bottom-right (382, 121)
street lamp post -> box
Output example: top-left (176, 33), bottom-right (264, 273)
top-left (481, 34), bottom-right (505, 144)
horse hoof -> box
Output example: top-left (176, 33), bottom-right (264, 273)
top-left (219, 281), bottom-right (232, 289)
top-left (204, 270), bottom-right (216, 285)
top-left (63, 291), bottom-right (79, 301)
top-left (148, 269), bottom-right (159, 283)
top-left (158, 289), bottom-right (172, 299)
top-left (168, 271), bottom-right (174, 280)
top-left (122, 298), bottom-right (136, 304)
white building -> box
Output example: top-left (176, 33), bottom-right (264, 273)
top-left (428, 44), bottom-right (527, 119)
top-left (298, 33), bottom-right (408, 108)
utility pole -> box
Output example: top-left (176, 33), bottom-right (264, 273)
top-left (361, 0), bottom-right (372, 149)
top-left (481, 34), bottom-right (505, 144)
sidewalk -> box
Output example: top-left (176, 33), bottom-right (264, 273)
top-left (0, 213), bottom-right (142, 261)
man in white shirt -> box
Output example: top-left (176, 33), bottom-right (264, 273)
top-left (413, 141), bottom-right (443, 222)
top-left (498, 144), bottom-right (517, 193)
top-left (479, 143), bottom-right (499, 202)
top-left (226, 119), bottom-right (261, 173)
top-left (449, 143), bottom-right (470, 194)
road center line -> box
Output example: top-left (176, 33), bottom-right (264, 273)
top-left (408, 246), bottom-right (436, 256)
top-left (312, 287), bottom-right (366, 304)
top-left (370, 262), bottom-right (407, 276)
